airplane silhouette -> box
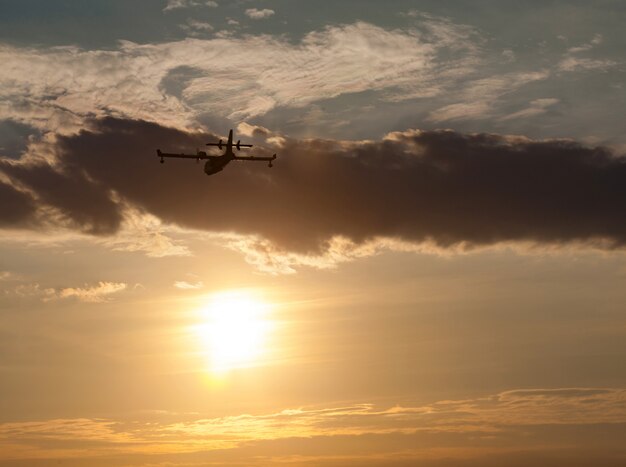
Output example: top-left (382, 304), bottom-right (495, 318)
top-left (157, 129), bottom-right (276, 175)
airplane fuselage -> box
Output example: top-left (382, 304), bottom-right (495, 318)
top-left (204, 153), bottom-right (233, 175)
top-left (204, 131), bottom-right (236, 175)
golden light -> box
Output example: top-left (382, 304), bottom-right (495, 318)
top-left (194, 290), bottom-right (274, 373)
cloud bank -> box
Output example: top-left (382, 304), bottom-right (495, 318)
top-left (1, 118), bottom-right (625, 258)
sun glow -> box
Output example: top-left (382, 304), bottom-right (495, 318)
top-left (195, 291), bottom-right (274, 373)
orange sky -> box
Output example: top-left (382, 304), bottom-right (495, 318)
top-left (1, 1), bottom-right (626, 466)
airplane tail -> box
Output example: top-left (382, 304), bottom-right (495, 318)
top-left (206, 130), bottom-right (233, 150)
top-left (204, 130), bottom-right (254, 151)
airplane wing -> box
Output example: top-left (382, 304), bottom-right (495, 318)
top-left (157, 149), bottom-right (215, 162)
top-left (233, 154), bottom-right (277, 167)
top-left (233, 154), bottom-right (276, 162)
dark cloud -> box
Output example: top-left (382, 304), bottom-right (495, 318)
top-left (1, 158), bottom-right (122, 234)
top-left (1, 117), bottom-right (626, 252)
top-left (0, 181), bottom-right (36, 227)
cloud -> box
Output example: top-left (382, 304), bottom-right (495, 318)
top-left (557, 34), bottom-right (617, 72)
top-left (0, 181), bottom-right (36, 227)
top-left (566, 34), bottom-right (603, 54)
top-left (0, 388), bottom-right (624, 463)
top-left (218, 234), bottom-right (416, 274)
top-left (180, 19), bottom-right (214, 35)
top-left (558, 56), bottom-right (617, 72)
top-left (9, 283), bottom-right (56, 300)
top-left (0, 157), bottom-right (123, 234)
top-left (2, 117), bottom-right (626, 267)
top-left (174, 280), bottom-right (204, 289)
top-left (0, 19), bottom-right (479, 134)
top-left (56, 281), bottom-right (126, 302)
top-left (501, 49), bottom-right (515, 63)
top-left (245, 8), bottom-right (275, 20)
top-left (3, 117), bottom-right (626, 261)
top-left (427, 71), bottom-right (550, 122)
top-left (427, 101), bottom-right (492, 123)
top-left (425, 31), bottom-right (617, 123)
top-left (500, 98), bottom-right (560, 121)
top-left (164, 0), bottom-right (217, 11)
top-left (0, 18), bottom-right (619, 154)
top-left (6, 281), bottom-right (127, 302)
top-left (99, 208), bottom-right (191, 258)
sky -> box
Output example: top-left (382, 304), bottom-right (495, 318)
top-left (0, 1), bottom-right (625, 465)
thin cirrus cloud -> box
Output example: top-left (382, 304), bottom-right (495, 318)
top-left (557, 34), bottom-right (617, 72)
top-left (557, 55), bottom-right (617, 72)
top-left (0, 18), bottom-right (619, 146)
top-left (174, 280), bottom-right (204, 290)
top-left (425, 33), bottom-right (618, 123)
top-left (180, 19), bottom-right (214, 34)
top-left (500, 98), bottom-right (560, 121)
top-left (5, 281), bottom-right (127, 302)
top-left (1, 117), bottom-right (625, 262)
top-left (426, 71), bottom-right (550, 123)
top-left (0, 388), bottom-right (623, 464)
top-left (163, 0), bottom-right (218, 12)
top-left (0, 18), bottom-right (478, 135)
top-left (56, 281), bottom-right (127, 302)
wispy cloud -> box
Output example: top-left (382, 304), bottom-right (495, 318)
top-left (425, 31), bottom-right (618, 123)
top-left (56, 281), bottom-right (126, 302)
top-left (427, 71), bottom-right (550, 122)
top-left (0, 19), bottom-right (480, 134)
top-left (500, 97), bottom-right (560, 121)
top-left (566, 34), bottom-right (603, 54)
top-left (218, 234), bottom-right (420, 275)
top-left (180, 19), bottom-right (214, 35)
top-left (164, 0), bottom-right (217, 12)
top-left (174, 280), bottom-right (204, 289)
top-left (558, 34), bottom-right (617, 72)
top-left (10, 283), bottom-right (56, 300)
top-left (5, 281), bottom-right (126, 302)
top-left (1, 388), bottom-right (624, 463)
top-left (100, 207), bottom-right (191, 258)
top-left (558, 56), bottom-right (617, 72)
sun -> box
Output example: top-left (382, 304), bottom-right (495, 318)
top-left (194, 290), bottom-right (274, 373)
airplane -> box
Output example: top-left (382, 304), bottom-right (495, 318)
top-left (156, 129), bottom-right (276, 175)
